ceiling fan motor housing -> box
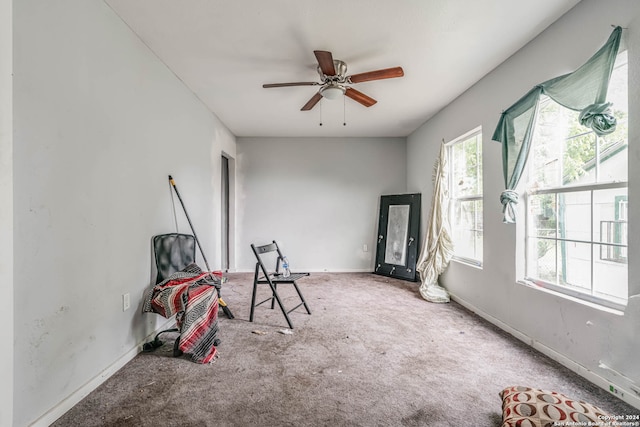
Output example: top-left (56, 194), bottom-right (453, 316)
top-left (317, 59), bottom-right (348, 83)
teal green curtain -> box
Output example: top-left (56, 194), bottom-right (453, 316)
top-left (492, 26), bottom-right (622, 223)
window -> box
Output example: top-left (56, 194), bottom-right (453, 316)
top-left (449, 128), bottom-right (483, 266)
top-left (599, 195), bottom-right (627, 263)
top-left (524, 51), bottom-right (628, 308)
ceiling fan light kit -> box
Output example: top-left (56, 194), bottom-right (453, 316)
top-left (262, 50), bottom-right (404, 112)
top-left (319, 85), bottom-right (345, 99)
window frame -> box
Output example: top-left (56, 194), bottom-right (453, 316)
top-left (447, 127), bottom-right (483, 268)
top-left (521, 51), bottom-right (628, 310)
top-left (524, 181), bottom-right (628, 310)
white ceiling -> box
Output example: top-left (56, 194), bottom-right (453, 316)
top-left (104, 0), bottom-right (581, 138)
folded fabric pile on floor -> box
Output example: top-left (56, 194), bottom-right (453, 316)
top-left (143, 264), bottom-right (221, 364)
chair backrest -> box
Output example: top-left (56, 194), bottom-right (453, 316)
top-left (251, 241), bottom-right (284, 276)
top-left (153, 233), bottom-right (196, 284)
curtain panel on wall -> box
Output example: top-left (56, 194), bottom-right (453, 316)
top-left (492, 26), bottom-right (622, 223)
top-left (416, 142), bottom-right (453, 303)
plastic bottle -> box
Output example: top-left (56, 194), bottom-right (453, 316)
top-left (282, 257), bottom-right (291, 278)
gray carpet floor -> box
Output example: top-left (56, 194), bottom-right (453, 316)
top-left (52, 273), bottom-right (639, 426)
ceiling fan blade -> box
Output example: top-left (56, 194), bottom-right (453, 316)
top-left (314, 50), bottom-right (336, 76)
top-left (263, 82), bottom-right (319, 88)
top-left (301, 92), bottom-right (323, 111)
top-left (348, 67), bottom-right (404, 83)
top-left (345, 87), bottom-right (377, 107)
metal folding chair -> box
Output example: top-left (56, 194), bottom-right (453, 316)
top-left (250, 241), bottom-right (311, 329)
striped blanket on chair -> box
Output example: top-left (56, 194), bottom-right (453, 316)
top-left (143, 264), bottom-right (221, 364)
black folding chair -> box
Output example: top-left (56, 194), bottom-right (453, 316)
top-left (250, 241), bottom-right (311, 329)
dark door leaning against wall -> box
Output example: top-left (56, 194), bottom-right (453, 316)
top-left (374, 193), bottom-right (421, 282)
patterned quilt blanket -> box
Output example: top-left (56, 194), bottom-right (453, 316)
top-left (143, 264), bottom-right (221, 364)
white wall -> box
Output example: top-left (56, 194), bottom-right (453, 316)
top-left (12, 1), bottom-right (236, 425)
top-left (407, 0), bottom-right (640, 408)
top-left (236, 137), bottom-right (406, 272)
top-left (0, 0), bottom-right (13, 425)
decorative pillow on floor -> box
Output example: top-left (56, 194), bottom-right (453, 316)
top-left (500, 386), bottom-right (610, 427)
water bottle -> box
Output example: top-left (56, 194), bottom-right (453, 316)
top-left (282, 256), bottom-right (291, 278)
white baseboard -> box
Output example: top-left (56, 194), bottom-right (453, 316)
top-left (30, 318), bottom-right (176, 427)
top-left (450, 293), bottom-right (640, 410)
top-left (232, 268), bottom-right (374, 273)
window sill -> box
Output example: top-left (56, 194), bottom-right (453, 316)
top-left (517, 279), bottom-right (625, 315)
top-left (452, 256), bottom-right (483, 269)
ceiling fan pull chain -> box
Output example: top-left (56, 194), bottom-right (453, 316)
top-left (319, 98), bottom-right (323, 126)
top-left (343, 95), bottom-right (347, 126)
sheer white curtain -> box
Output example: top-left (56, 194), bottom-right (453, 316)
top-left (416, 142), bottom-right (453, 303)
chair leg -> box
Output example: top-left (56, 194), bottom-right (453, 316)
top-left (142, 328), bottom-right (179, 352)
top-left (292, 281), bottom-right (311, 314)
top-left (250, 265), bottom-right (260, 322)
top-left (267, 282), bottom-right (294, 329)
top-left (173, 337), bottom-right (183, 357)
top-left (270, 283), bottom-right (277, 309)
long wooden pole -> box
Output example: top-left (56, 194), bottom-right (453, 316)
top-left (168, 175), bottom-right (234, 319)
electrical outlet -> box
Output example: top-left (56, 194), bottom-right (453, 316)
top-left (609, 385), bottom-right (624, 397)
top-left (363, 244), bottom-right (369, 252)
top-left (122, 293), bottom-right (130, 311)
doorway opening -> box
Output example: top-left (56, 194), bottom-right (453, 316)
top-left (221, 155), bottom-right (230, 272)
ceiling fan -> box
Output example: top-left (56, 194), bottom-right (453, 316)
top-left (262, 50), bottom-right (404, 111)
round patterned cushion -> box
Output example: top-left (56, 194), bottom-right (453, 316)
top-left (500, 386), bottom-right (610, 427)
